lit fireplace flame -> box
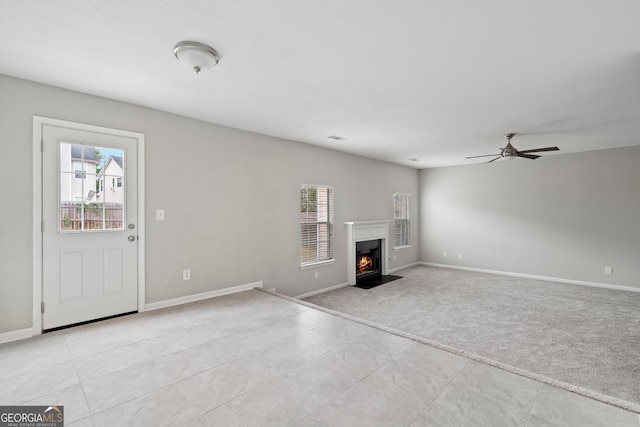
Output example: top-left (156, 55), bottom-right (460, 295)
top-left (357, 255), bottom-right (373, 274)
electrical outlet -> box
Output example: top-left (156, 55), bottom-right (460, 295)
top-left (458, 253), bottom-right (463, 260)
top-left (314, 271), bottom-right (319, 279)
top-left (156, 209), bottom-right (165, 221)
top-left (443, 252), bottom-right (447, 258)
top-left (183, 269), bottom-right (191, 280)
top-left (604, 267), bottom-right (613, 275)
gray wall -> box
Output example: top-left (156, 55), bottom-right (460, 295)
top-left (419, 146), bottom-right (640, 289)
top-left (0, 74), bottom-right (419, 334)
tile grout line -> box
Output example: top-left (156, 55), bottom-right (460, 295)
top-left (281, 326), bottom-right (399, 424)
top-left (305, 366), bottom-right (383, 426)
top-left (61, 299), bottom-right (249, 360)
top-left (453, 361), bottom-right (541, 419)
top-left (66, 310), bottom-right (237, 417)
top-left (65, 334), bottom-right (95, 426)
top-left (523, 382), bottom-right (544, 427)
top-left (65, 306), bottom-right (251, 384)
top-left (408, 359), bottom-right (473, 426)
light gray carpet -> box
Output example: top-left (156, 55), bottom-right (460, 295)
top-left (303, 266), bottom-right (640, 407)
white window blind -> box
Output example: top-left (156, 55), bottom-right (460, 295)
top-left (300, 185), bottom-right (334, 265)
top-left (393, 192), bottom-right (410, 248)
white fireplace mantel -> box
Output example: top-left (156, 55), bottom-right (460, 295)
top-left (345, 220), bottom-right (393, 285)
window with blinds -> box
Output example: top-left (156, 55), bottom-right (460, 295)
top-left (300, 185), bottom-right (334, 266)
top-left (393, 192), bottom-right (410, 248)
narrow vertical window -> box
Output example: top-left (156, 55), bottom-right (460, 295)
top-left (393, 192), bottom-right (410, 248)
top-left (300, 185), bottom-right (334, 266)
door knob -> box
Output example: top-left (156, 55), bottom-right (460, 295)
top-left (128, 235), bottom-right (136, 242)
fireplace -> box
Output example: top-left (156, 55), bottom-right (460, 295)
top-left (344, 220), bottom-right (391, 286)
top-left (356, 239), bottom-right (382, 284)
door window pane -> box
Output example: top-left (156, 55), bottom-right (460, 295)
top-left (59, 142), bottom-right (125, 232)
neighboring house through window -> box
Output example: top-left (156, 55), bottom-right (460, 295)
top-left (300, 185), bottom-right (334, 266)
top-left (63, 145), bottom-right (100, 202)
top-left (394, 192), bottom-right (410, 248)
top-left (97, 155), bottom-right (124, 203)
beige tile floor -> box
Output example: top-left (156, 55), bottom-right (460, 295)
top-left (0, 290), bottom-right (638, 426)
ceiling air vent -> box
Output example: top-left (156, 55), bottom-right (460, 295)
top-left (328, 135), bottom-right (344, 141)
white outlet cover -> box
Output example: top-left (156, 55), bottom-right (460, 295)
top-left (156, 209), bottom-right (165, 221)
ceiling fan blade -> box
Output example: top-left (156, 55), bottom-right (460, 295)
top-left (466, 153), bottom-right (502, 159)
top-left (517, 153), bottom-right (540, 160)
top-left (518, 146), bottom-right (559, 154)
top-left (486, 156), bottom-right (501, 163)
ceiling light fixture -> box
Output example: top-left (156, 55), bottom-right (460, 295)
top-left (174, 41), bottom-right (219, 74)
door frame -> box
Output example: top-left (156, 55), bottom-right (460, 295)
top-left (32, 116), bottom-right (146, 335)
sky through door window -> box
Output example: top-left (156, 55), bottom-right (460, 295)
top-left (300, 185), bottom-right (334, 266)
top-left (394, 192), bottom-right (410, 248)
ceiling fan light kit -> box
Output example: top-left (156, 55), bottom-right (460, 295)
top-left (174, 41), bottom-right (219, 74)
top-left (466, 133), bottom-right (559, 163)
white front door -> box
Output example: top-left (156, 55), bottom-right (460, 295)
top-left (41, 120), bottom-right (140, 330)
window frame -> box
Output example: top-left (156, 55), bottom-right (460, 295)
top-left (300, 184), bottom-right (335, 268)
top-left (393, 192), bottom-right (411, 249)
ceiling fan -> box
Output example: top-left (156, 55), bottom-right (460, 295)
top-left (466, 133), bottom-right (559, 163)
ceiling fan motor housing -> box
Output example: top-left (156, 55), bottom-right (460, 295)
top-left (502, 143), bottom-right (518, 158)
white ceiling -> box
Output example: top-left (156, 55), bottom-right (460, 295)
top-left (2, 1), bottom-right (640, 168)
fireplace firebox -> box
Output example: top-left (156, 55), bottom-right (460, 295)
top-left (355, 239), bottom-right (382, 284)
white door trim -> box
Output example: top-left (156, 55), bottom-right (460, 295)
top-left (32, 116), bottom-right (146, 335)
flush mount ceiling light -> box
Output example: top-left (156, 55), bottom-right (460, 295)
top-left (173, 41), bottom-right (219, 74)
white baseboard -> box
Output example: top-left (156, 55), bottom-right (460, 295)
top-left (145, 281), bottom-right (264, 311)
top-left (0, 328), bottom-right (34, 345)
top-left (421, 262), bottom-right (640, 293)
top-left (389, 262), bottom-right (419, 275)
top-left (295, 282), bottom-right (350, 299)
